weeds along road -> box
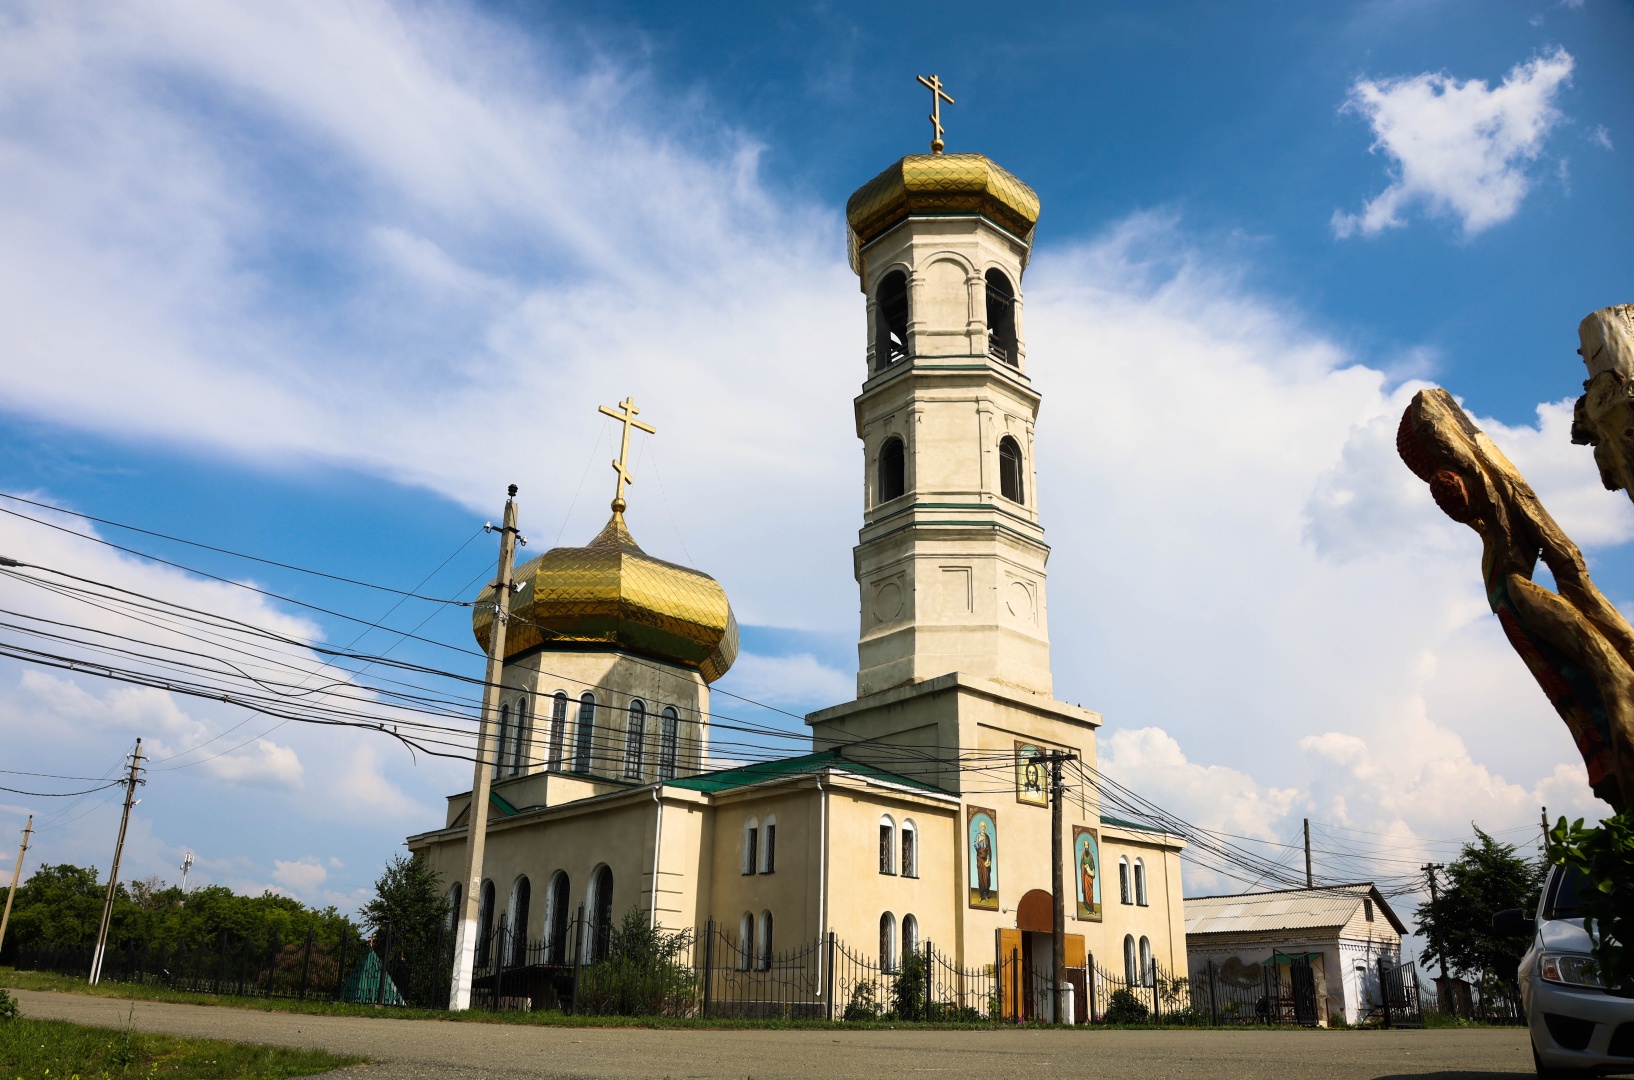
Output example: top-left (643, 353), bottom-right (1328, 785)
top-left (13, 988), bottom-right (1533, 1079)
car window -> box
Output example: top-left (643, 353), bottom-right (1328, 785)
top-left (1545, 864), bottom-right (1585, 919)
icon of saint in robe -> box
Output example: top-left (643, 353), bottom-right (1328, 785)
top-left (974, 820), bottom-right (993, 901)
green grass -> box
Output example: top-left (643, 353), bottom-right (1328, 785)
top-left (0, 1014), bottom-right (363, 1078)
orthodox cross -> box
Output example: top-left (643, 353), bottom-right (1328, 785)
top-left (598, 396), bottom-right (656, 512)
top-left (916, 73), bottom-right (954, 154)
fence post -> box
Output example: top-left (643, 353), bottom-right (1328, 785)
top-left (924, 940), bottom-right (933, 1022)
top-left (213, 931), bottom-right (227, 995)
top-left (1207, 959), bottom-right (1219, 1025)
top-left (825, 930), bottom-right (835, 1022)
top-left (701, 918), bottom-right (715, 1019)
top-left (297, 928), bottom-right (313, 1000)
top-left (335, 929), bottom-right (350, 1002)
top-left (1378, 956), bottom-right (1392, 1029)
top-left (265, 931), bottom-right (280, 997)
top-left (493, 915), bottom-right (507, 1012)
top-left (570, 904), bottom-right (584, 1016)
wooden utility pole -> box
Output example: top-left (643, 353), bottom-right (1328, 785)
top-left (0, 815), bottom-right (33, 955)
top-left (89, 740), bottom-right (143, 985)
top-left (1049, 750), bottom-right (1068, 1024)
top-left (1303, 818), bottom-right (1313, 888)
top-left (1421, 862), bottom-right (1447, 979)
top-left (449, 485), bottom-right (522, 1011)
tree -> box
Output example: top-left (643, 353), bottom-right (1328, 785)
top-left (1415, 827), bottom-right (1546, 980)
top-left (0, 863), bottom-right (111, 956)
top-left (1548, 812), bottom-right (1632, 992)
top-left (360, 853), bottom-right (447, 954)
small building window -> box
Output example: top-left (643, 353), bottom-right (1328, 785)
top-left (879, 437), bottom-right (906, 503)
top-left (738, 912), bottom-right (755, 971)
top-left (874, 270), bottom-right (910, 368)
top-left (1364, 897), bottom-right (1374, 922)
top-left (624, 699), bottom-right (646, 780)
top-left (743, 818), bottom-right (760, 876)
top-left (548, 691), bottom-right (568, 770)
top-left (902, 913), bottom-right (919, 960)
top-left (900, 819), bottom-right (918, 878)
top-left (879, 911), bottom-right (897, 971)
top-left (879, 816), bottom-right (896, 875)
top-left (1119, 857), bottom-right (1132, 904)
top-left (1134, 858), bottom-right (1148, 906)
top-left (1122, 934), bottom-right (1136, 985)
top-left (1139, 936), bottom-right (1154, 986)
top-left (998, 436), bottom-right (1025, 504)
top-left (761, 816), bottom-right (777, 874)
top-left (757, 910), bottom-right (774, 970)
top-left (574, 693), bottom-right (596, 774)
top-left (659, 706), bottom-right (680, 780)
top-left (985, 268), bottom-right (1018, 367)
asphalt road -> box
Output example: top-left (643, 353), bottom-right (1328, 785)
top-left (14, 988), bottom-right (1536, 1079)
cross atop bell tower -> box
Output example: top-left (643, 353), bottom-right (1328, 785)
top-left (841, 110), bottom-right (1052, 698)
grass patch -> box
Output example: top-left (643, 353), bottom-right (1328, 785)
top-left (0, 1014), bottom-right (363, 1078)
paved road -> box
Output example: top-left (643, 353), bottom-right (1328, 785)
top-left (15, 988), bottom-right (1534, 1079)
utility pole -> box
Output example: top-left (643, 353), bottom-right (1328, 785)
top-left (449, 485), bottom-right (522, 1011)
top-left (1049, 750), bottom-right (1069, 1025)
top-left (179, 851), bottom-right (193, 896)
top-left (1303, 818), bottom-right (1313, 888)
top-left (1421, 862), bottom-right (1447, 979)
top-left (0, 815), bottom-right (33, 956)
top-left (90, 740), bottom-right (144, 985)
top-left (1540, 805), bottom-right (1549, 853)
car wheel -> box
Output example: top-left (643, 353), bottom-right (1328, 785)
top-left (1533, 1039), bottom-right (1592, 1079)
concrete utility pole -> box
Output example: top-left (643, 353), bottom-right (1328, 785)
top-left (1303, 818), bottom-right (1313, 888)
top-left (90, 740), bottom-right (144, 985)
top-left (1421, 862), bottom-right (1447, 976)
top-left (1540, 805), bottom-right (1549, 852)
top-left (449, 485), bottom-right (522, 1011)
top-left (1049, 750), bottom-right (1069, 1025)
top-left (0, 815), bottom-right (33, 956)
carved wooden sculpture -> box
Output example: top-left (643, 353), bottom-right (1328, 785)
top-left (1571, 304), bottom-right (1634, 503)
top-left (1399, 388), bottom-right (1634, 811)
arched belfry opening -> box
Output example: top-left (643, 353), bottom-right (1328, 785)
top-left (879, 437), bottom-right (906, 503)
top-left (874, 270), bottom-right (910, 369)
top-left (985, 269), bottom-right (1017, 367)
top-left (998, 436), bottom-right (1025, 504)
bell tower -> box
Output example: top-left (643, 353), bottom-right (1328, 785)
top-left (844, 105), bottom-right (1052, 697)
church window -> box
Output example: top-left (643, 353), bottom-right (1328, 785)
top-left (757, 910), bottom-right (774, 970)
top-left (444, 883), bottom-right (461, 932)
top-left (900, 820), bottom-right (918, 878)
top-left (574, 693), bottom-right (596, 774)
top-left (998, 436), bottom-right (1025, 504)
top-left (902, 913), bottom-right (919, 960)
top-left (1134, 858), bottom-right (1148, 906)
top-left (548, 692), bottom-right (568, 770)
top-left (738, 912), bottom-right (755, 971)
top-left (659, 706), bottom-right (680, 780)
top-left (1122, 935), bottom-right (1137, 985)
top-left (874, 270), bottom-right (910, 368)
top-left (879, 437), bottom-right (906, 503)
top-left (508, 876), bottom-right (531, 964)
top-left (879, 816), bottom-right (896, 875)
top-left (544, 872), bottom-right (569, 963)
top-left (587, 865), bottom-right (613, 962)
top-left (492, 703), bottom-right (511, 780)
top-left (743, 818), bottom-right (759, 876)
top-left (624, 700), bottom-right (646, 780)
top-left (511, 697), bottom-right (530, 775)
top-left (1119, 857), bottom-right (1132, 904)
top-left (879, 912), bottom-right (897, 971)
top-left (985, 269), bottom-right (1018, 366)
top-left (476, 880), bottom-right (496, 969)
top-left (760, 816), bottom-right (777, 874)
top-left (1139, 936), bottom-right (1154, 986)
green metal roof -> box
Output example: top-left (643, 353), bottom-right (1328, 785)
top-left (666, 749), bottom-right (945, 795)
top-left (1100, 813), bottom-right (1169, 835)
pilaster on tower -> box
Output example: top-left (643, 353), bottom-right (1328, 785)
top-left (844, 153), bottom-right (1053, 698)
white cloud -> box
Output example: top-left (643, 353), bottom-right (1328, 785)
top-left (724, 652), bottom-right (854, 710)
top-left (272, 857), bottom-right (328, 894)
top-left (1333, 48), bottom-right (1574, 238)
top-left (1589, 124), bottom-right (1613, 150)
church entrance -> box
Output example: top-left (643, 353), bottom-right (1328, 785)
top-left (999, 890), bottom-right (1088, 1023)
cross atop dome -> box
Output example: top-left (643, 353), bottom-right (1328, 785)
top-left (598, 396), bottom-right (656, 513)
top-left (916, 73), bottom-right (954, 154)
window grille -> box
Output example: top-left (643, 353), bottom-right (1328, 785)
top-left (548, 692), bottom-right (568, 770)
top-left (879, 818), bottom-right (896, 875)
top-left (659, 706), bottom-right (679, 779)
top-left (743, 819), bottom-right (759, 876)
top-left (761, 819), bottom-right (776, 874)
top-left (574, 693), bottom-right (595, 774)
top-left (624, 700), bottom-right (646, 780)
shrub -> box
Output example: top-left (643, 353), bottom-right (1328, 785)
top-left (576, 907), bottom-right (698, 1017)
top-left (1548, 813), bottom-right (1633, 992)
top-left (0, 987), bottom-right (17, 1021)
top-left (1104, 987), bottom-right (1149, 1024)
top-left (843, 979), bottom-right (880, 1021)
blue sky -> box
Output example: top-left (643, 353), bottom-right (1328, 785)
top-left (0, 0), bottom-right (1628, 918)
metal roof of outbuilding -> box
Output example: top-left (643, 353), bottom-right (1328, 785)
top-left (1185, 883), bottom-right (1408, 937)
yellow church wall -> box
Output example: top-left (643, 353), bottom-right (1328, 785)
top-left (1096, 832), bottom-right (1189, 979)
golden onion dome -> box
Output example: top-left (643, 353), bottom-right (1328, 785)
top-left (845, 153), bottom-right (1041, 274)
top-left (472, 511), bottom-right (738, 683)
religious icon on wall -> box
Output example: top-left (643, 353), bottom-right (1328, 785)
top-left (1014, 741), bottom-right (1047, 806)
top-left (966, 805), bottom-right (999, 910)
top-left (1072, 825), bottom-right (1103, 921)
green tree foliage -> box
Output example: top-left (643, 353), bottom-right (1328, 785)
top-left (359, 853), bottom-right (447, 953)
top-left (1415, 826), bottom-right (1546, 980)
top-left (1, 863), bottom-right (110, 951)
top-left (577, 906), bottom-right (698, 1016)
top-left (1547, 813), bottom-right (1632, 992)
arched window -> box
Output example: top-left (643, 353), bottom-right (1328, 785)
top-left (514, 696), bottom-right (531, 774)
top-left (757, 910), bottom-right (774, 970)
top-left (543, 871), bottom-right (570, 963)
top-left (998, 436), bottom-right (1025, 504)
top-left (985, 269), bottom-right (1018, 366)
top-left (879, 815), bottom-right (896, 875)
top-left (587, 865), bottom-right (613, 962)
top-left (1122, 934), bottom-right (1137, 985)
top-left (874, 269), bottom-right (909, 368)
top-left (879, 437), bottom-right (906, 503)
top-left (574, 693), bottom-right (596, 774)
top-left (624, 699), bottom-right (646, 780)
top-left (738, 912), bottom-right (755, 971)
top-left (548, 691), bottom-right (568, 770)
top-left (879, 912), bottom-right (897, 971)
top-left (760, 815), bottom-right (777, 874)
top-left (444, 883), bottom-right (461, 931)
top-left (1139, 936), bottom-right (1154, 986)
top-left (1119, 857), bottom-right (1132, 904)
top-left (508, 876), bottom-right (531, 963)
top-left (492, 703), bottom-right (511, 780)
top-left (476, 880), bottom-right (496, 968)
top-left (742, 818), bottom-right (760, 876)
top-left (659, 706), bottom-right (680, 780)
top-left (1364, 897), bottom-right (1375, 922)
top-left (900, 819), bottom-right (918, 878)
top-left (1134, 858), bottom-right (1148, 906)
top-left (902, 913), bottom-right (919, 959)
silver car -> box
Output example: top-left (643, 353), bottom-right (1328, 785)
top-left (1505, 863), bottom-right (1634, 1076)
